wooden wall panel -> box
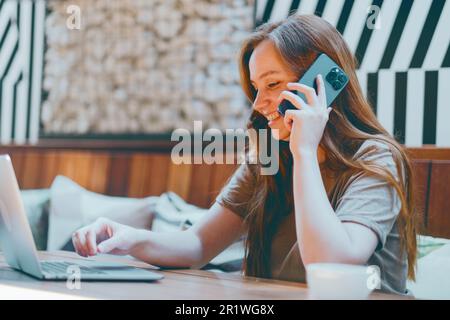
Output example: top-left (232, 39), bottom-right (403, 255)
top-left (87, 153), bottom-right (110, 194)
top-left (39, 151), bottom-right (61, 188)
top-left (426, 161), bottom-right (450, 238)
top-left (411, 160), bottom-right (431, 233)
top-left (107, 154), bottom-right (132, 196)
top-left (1, 143), bottom-right (450, 238)
top-left (167, 162), bottom-right (192, 201)
top-left (128, 153), bottom-right (153, 198)
top-left (188, 163), bottom-right (214, 208)
top-left (145, 154), bottom-right (171, 197)
top-left (21, 151), bottom-right (43, 189)
top-left (70, 153), bottom-right (94, 189)
top-left (9, 152), bottom-right (26, 187)
top-left (57, 151), bottom-right (84, 185)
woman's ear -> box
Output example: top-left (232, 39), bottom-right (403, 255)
top-left (318, 146), bottom-right (327, 163)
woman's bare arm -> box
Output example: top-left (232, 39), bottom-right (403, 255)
top-left (73, 202), bottom-right (244, 269)
top-left (292, 152), bottom-right (378, 266)
top-left (131, 202), bottom-right (245, 268)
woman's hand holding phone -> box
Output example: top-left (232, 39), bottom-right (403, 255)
top-left (280, 74), bottom-right (331, 158)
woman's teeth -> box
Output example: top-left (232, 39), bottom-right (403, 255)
top-left (266, 111), bottom-right (280, 121)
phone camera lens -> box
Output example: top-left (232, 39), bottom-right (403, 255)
top-left (332, 80), bottom-right (342, 90)
top-left (326, 71), bottom-right (337, 82)
top-left (338, 74), bottom-right (347, 83)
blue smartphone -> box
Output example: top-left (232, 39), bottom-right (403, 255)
top-left (277, 53), bottom-right (349, 116)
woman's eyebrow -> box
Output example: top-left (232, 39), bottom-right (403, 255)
top-left (250, 70), bottom-right (281, 83)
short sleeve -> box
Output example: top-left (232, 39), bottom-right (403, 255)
top-left (335, 141), bottom-right (402, 251)
top-left (215, 164), bottom-right (257, 219)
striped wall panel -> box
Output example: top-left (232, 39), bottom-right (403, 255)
top-left (0, 0), bottom-right (45, 145)
top-left (1, 1), bottom-right (449, 147)
top-left (256, 0), bottom-right (450, 146)
top-left (356, 69), bottom-right (450, 147)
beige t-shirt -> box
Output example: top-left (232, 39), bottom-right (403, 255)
top-left (215, 140), bottom-right (408, 295)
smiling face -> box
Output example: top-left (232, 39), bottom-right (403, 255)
top-left (249, 40), bottom-right (298, 141)
top-left (248, 39), bottom-right (326, 163)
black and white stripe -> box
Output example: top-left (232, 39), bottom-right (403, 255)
top-left (0, 0), bottom-right (45, 145)
top-left (256, 0), bottom-right (450, 70)
top-left (255, 0), bottom-right (450, 146)
top-left (1, 1), bottom-right (448, 146)
top-left (365, 69), bottom-right (450, 146)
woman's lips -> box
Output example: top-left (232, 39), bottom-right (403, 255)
top-left (268, 114), bottom-right (282, 127)
top-left (266, 111), bottom-right (280, 121)
top-left (266, 111), bottom-right (281, 127)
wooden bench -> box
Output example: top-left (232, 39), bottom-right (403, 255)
top-left (406, 147), bottom-right (450, 237)
top-left (1, 140), bottom-right (449, 238)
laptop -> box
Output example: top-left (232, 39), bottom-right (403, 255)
top-left (0, 154), bottom-right (163, 281)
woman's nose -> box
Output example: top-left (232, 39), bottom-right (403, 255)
top-left (252, 91), bottom-right (270, 113)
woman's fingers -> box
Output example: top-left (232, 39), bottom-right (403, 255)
top-left (72, 218), bottom-right (123, 257)
top-left (85, 230), bottom-right (97, 256)
top-left (316, 74), bottom-right (327, 107)
top-left (287, 82), bottom-right (318, 107)
top-left (77, 232), bottom-right (88, 257)
top-left (283, 114), bottom-right (292, 132)
top-left (283, 109), bottom-right (303, 131)
top-left (286, 75), bottom-right (327, 109)
top-left (92, 218), bottom-right (114, 242)
top-left (72, 231), bottom-right (88, 257)
top-left (97, 236), bottom-right (121, 254)
top-left (279, 90), bottom-right (308, 111)
top-left (72, 219), bottom-right (110, 257)
top-left (72, 232), bottom-right (82, 256)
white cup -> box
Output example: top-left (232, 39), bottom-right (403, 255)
top-left (306, 263), bottom-right (374, 300)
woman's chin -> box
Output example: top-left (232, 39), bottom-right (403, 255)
top-left (269, 117), bottom-right (290, 141)
top-left (270, 127), bottom-right (290, 141)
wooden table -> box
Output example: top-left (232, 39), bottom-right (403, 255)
top-left (0, 251), bottom-right (409, 300)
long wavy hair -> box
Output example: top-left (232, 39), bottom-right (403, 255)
top-left (237, 14), bottom-right (417, 280)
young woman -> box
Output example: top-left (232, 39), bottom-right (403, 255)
top-left (72, 14), bottom-right (417, 295)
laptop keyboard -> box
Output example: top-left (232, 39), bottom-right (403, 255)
top-left (41, 261), bottom-right (106, 275)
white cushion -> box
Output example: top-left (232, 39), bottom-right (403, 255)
top-left (21, 189), bottom-right (50, 250)
top-left (47, 176), bottom-right (157, 250)
top-left (417, 234), bottom-right (450, 258)
top-left (407, 243), bottom-right (450, 299)
top-left (150, 192), bottom-right (208, 232)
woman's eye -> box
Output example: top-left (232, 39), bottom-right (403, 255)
top-left (268, 82), bottom-right (280, 89)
